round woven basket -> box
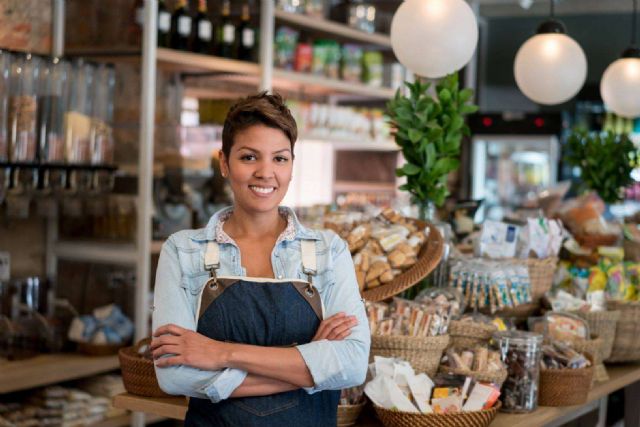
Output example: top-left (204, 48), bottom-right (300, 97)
top-left (77, 341), bottom-right (125, 357)
top-left (447, 320), bottom-right (497, 350)
top-left (538, 354), bottom-right (594, 407)
top-left (337, 402), bottom-right (366, 427)
top-left (373, 401), bottom-right (501, 427)
top-left (362, 220), bottom-right (443, 302)
top-left (438, 364), bottom-right (508, 387)
top-left (607, 300), bottom-right (640, 362)
top-left (524, 257), bottom-right (558, 302)
top-left (118, 338), bottom-right (170, 398)
top-left (370, 335), bottom-right (449, 377)
top-left (571, 310), bottom-right (620, 361)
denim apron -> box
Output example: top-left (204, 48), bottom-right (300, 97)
top-left (184, 240), bottom-right (340, 427)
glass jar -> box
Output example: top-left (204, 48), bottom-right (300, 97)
top-left (65, 59), bottom-right (94, 164)
top-left (494, 330), bottom-right (543, 413)
top-left (8, 53), bottom-right (40, 163)
top-left (89, 63), bottom-right (115, 165)
top-left (0, 50), bottom-right (11, 161)
top-left (37, 57), bottom-right (70, 164)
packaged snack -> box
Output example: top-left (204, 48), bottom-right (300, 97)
top-left (362, 51), bottom-right (383, 87)
top-left (479, 220), bottom-right (520, 259)
top-left (545, 312), bottom-right (589, 343)
top-left (274, 27), bottom-right (299, 69)
top-left (294, 42), bottom-right (313, 73)
top-left (341, 44), bottom-right (363, 83)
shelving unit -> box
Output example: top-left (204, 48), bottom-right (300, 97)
top-left (0, 353), bottom-right (119, 394)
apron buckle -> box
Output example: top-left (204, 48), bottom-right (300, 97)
top-left (207, 267), bottom-right (219, 290)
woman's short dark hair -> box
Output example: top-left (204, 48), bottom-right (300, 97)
top-left (221, 92), bottom-right (297, 160)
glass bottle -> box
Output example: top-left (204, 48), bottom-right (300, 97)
top-left (192, 0), bottom-right (213, 54)
top-left (36, 57), bottom-right (69, 164)
top-left (158, 0), bottom-right (172, 48)
top-left (64, 59), bottom-right (94, 164)
top-left (0, 50), bottom-right (10, 162)
top-left (170, 0), bottom-right (192, 51)
top-left (237, 2), bottom-right (256, 61)
top-left (216, 0), bottom-right (236, 58)
top-left (8, 53), bottom-right (39, 163)
top-left (89, 64), bottom-right (115, 165)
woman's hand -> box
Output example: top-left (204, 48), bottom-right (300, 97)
top-left (151, 324), bottom-right (231, 370)
top-left (312, 312), bottom-right (358, 341)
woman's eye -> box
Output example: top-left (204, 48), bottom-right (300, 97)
top-left (240, 154), bottom-right (256, 161)
top-left (275, 156), bottom-right (289, 163)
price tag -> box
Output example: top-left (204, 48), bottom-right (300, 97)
top-left (223, 24), bottom-right (235, 43)
top-left (0, 252), bottom-right (10, 282)
top-left (159, 12), bottom-right (171, 32)
top-left (243, 28), bottom-right (255, 47)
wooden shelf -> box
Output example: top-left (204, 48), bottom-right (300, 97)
top-left (0, 353), bottom-right (119, 394)
top-left (95, 413), bottom-right (165, 427)
top-left (274, 9), bottom-right (392, 48)
top-left (54, 240), bottom-right (137, 265)
top-left (113, 393), bottom-right (188, 420)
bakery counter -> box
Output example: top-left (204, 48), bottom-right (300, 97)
top-left (112, 363), bottom-right (640, 426)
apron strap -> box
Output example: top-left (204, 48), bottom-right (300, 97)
top-left (204, 241), bottom-right (220, 285)
top-left (301, 240), bottom-right (317, 277)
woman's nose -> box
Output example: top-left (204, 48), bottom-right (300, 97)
top-left (253, 159), bottom-right (274, 178)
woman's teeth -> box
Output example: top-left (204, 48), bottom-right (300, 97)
top-left (249, 186), bottom-right (275, 194)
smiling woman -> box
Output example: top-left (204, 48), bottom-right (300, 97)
top-left (151, 92), bottom-right (370, 427)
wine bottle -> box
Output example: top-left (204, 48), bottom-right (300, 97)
top-left (216, 0), bottom-right (236, 58)
top-left (237, 2), bottom-right (256, 61)
top-left (170, 0), bottom-right (191, 51)
top-left (192, 0), bottom-right (213, 54)
top-left (158, 0), bottom-right (172, 48)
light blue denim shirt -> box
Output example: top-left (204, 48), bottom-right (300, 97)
top-left (152, 206), bottom-right (371, 403)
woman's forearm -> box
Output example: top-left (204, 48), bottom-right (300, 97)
top-left (230, 374), bottom-right (299, 398)
top-left (225, 344), bottom-right (314, 388)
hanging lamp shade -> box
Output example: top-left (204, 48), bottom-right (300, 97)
top-left (390, 0), bottom-right (478, 78)
top-left (600, 0), bottom-right (640, 118)
top-left (514, 19), bottom-right (587, 105)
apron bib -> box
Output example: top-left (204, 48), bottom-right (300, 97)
top-left (184, 241), bottom-right (340, 427)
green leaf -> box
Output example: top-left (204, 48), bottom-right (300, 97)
top-left (461, 104), bottom-right (479, 114)
top-left (459, 88), bottom-right (473, 103)
top-left (450, 115), bottom-right (464, 131)
top-left (408, 129), bottom-right (423, 143)
top-left (401, 163), bottom-right (422, 175)
top-left (425, 143), bottom-right (436, 169)
top-left (433, 158), bottom-right (460, 176)
top-left (439, 89), bottom-right (452, 103)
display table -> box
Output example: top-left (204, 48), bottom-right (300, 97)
top-left (113, 364), bottom-right (640, 426)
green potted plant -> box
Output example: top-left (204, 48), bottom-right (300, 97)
top-left (565, 129), bottom-right (638, 204)
top-left (386, 73), bottom-right (478, 220)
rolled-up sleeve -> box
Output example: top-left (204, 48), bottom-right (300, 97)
top-left (153, 237), bottom-right (247, 402)
top-left (295, 235), bottom-right (371, 393)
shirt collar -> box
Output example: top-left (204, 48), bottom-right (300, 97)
top-left (192, 206), bottom-right (321, 243)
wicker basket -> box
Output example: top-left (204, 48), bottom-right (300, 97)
top-left (77, 341), bottom-right (125, 357)
top-left (524, 257), bottom-right (558, 302)
top-left (538, 354), bottom-right (594, 407)
top-left (438, 364), bottom-right (508, 387)
top-left (607, 300), bottom-right (640, 362)
top-left (448, 320), bottom-right (497, 350)
top-left (571, 310), bottom-right (620, 361)
top-left (119, 338), bottom-right (170, 398)
top-left (370, 335), bottom-right (449, 377)
top-left (337, 402), bottom-right (366, 427)
top-left (374, 401), bottom-right (501, 427)
top-left (567, 335), bottom-right (605, 384)
top-left (362, 220), bottom-right (444, 302)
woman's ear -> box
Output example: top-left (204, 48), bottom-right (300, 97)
top-left (218, 149), bottom-right (229, 178)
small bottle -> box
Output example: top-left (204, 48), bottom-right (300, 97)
top-left (157, 0), bottom-right (172, 48)
top-left (237, 2), bottom-right (256, 61)
top-left (192, 0), bottom-right (213, 54)
top-left (216, 0), bottom-right (236, 58)
top-left (170, 0), bottom-right (192, 51)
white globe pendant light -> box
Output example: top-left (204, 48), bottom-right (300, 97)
top-left (390, 0), bottom-right (478, 79)
top-left (514, 1), bottom-right (587, 105)
top-left (600, 0), bottom-right (640, 118)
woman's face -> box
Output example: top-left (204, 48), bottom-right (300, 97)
top-left (220, 124), bottom-right (293, 215)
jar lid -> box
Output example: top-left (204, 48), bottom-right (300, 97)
top-left (493, 330), bottom-right (543, 346)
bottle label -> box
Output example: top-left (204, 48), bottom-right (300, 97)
top-left (242, 28), bottom-right (255, 47)
top-left (199, 21), bottom-right (212, 41)
top-left (159, 12), bottom-right (171, 32)
top-left (136, 7), bottom-right (144, 26)
top-left (223, 24), bottom-right (235, 43)
top-left (178, 16), bottom-right (192, 36)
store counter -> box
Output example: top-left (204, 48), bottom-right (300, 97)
top-left (113, 364), bottom-right (640, 426)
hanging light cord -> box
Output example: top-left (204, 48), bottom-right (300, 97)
top-left (633, 0), bottom-right (638, 46)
